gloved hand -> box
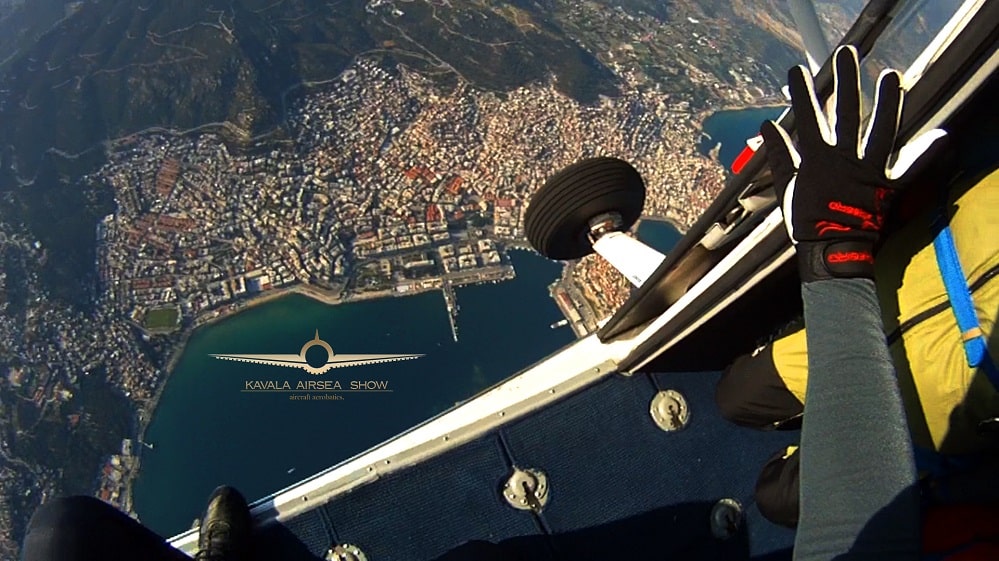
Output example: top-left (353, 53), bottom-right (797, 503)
top-left (762, 45), bottom-right (948, 282)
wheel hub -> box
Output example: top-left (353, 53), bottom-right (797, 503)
top-left (587, 212), bottom-right (625, 244)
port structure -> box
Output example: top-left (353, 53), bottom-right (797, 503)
top-left (441, 278), bottom-right (459, 342)
top-left (524, 157), bottom-right (665, 287)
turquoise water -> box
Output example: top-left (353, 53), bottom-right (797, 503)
top-left (700, 106), bottom-right (785, 169)
top-left (637, 219), bottom-right (683, 254)
top-left (132, 103), bottom-right (770, 536)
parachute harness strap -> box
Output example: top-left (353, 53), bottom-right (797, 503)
top-left (931, 214), bottom-right (999, 388)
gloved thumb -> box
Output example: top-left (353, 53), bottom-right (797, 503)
top-left (887, 128), bottom-right (951, 185)
top-left (760, 120), bottom-right (799, 202)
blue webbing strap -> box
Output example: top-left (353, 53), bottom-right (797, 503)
top-left (932, 222), bottom-right (999, 388)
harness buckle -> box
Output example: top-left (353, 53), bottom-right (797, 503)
top-left (962, 327), bottom-right (984, 342)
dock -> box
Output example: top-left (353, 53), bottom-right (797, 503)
top-left (438, 263), bottom-right (516, 342)
top-left (442, 279), bottom-right (459, 342)
top-left (550, 283), bottom-right (592, 338)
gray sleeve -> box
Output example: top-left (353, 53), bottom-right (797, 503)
top-left (792, 278), bottom-right (920, 561)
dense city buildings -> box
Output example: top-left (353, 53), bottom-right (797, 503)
top-left (94, 56), bottom-right (745, 352)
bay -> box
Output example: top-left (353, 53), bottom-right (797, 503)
top-left (133, 250), bottom-right (577, 535)
top-left (700, 106), bottom-right (785, 169)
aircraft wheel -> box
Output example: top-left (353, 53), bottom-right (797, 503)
top-left (525, 157), bottom-right (646, 260)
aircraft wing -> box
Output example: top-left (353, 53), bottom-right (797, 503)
top-left (209, 354), bottom-right (307, 369)
top-left (323, 354), bottom-right (425, 368)
top-left (210, 353), bottom-right (424, 371)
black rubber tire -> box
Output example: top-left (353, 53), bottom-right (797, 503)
top-left (524, 157), bottom-right (646, 260)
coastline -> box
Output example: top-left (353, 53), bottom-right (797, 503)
top-left (695, 99), bottom-right (786, 122)
top-left (695, 102), bottom-right (787, 168)
top-left (636, 214), bottom-right (688, 236)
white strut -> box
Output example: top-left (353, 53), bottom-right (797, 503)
top-left (591, 231), bottom-right (666, 287)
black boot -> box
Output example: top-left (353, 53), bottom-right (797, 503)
top-left (195, 486), bottom-right (252, 561)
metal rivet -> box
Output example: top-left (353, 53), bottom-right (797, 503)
top-left (710, 498), bottom-right (743, 539)
top-left (326, 543), bottom-right (368, 561)
top-left (502, 468), bottom-right (550, 512)
top-left (650, 389), bottom-right (690, 432)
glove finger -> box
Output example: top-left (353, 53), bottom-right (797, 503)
top-left (760, 119), bottom-right (798, 192)
top-left (861, 69), bottom-right (902, 165)
top-left (781, 176), bottom-right (799, 243)
top-left (832, 46), bottom-right (862, 154)
top-left (887, 128), bottom-right (950, 184)
top-left (787, 64), bottom-right (831, 148)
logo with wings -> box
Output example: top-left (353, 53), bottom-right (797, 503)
top-left (211, 330), bottom-right (423, 375)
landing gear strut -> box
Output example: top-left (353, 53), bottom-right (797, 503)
top-left (525, 157), bottom-right (666, 286)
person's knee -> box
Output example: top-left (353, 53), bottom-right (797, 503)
top-left (716, 345), bottom-right (804, 429)
top-left (755, 447), bottom-right (800, 529)
top-left (716, 350), bottom-right (780, 427)
top-left (23, 496), bottom-right (118, 559)
top-left (715, 354), bottom-right (756, 425)
top-left (28, 496), bottom-right (108, 531)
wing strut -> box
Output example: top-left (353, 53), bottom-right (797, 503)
top-left (788, 0), bottom-right (833, 74)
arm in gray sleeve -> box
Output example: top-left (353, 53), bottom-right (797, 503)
top-left (792, 278), bottom-right (919, 561)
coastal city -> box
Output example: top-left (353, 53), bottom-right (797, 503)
top-left (0, 1), bottom-right (797, 555)
top-left (95, 56), bottom-right (743, 352)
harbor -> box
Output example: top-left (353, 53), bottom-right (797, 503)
top-left (133, 251), bottom-right (571, 536)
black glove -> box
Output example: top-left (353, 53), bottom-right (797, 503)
top-left (762, 45), bottom-right (948, 283)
